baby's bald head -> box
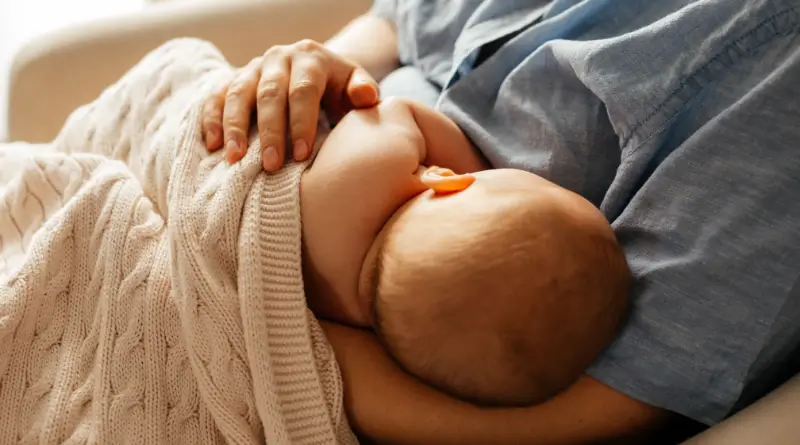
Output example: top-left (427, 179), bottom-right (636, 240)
top-left (370, 169), bottom-right (630, 406)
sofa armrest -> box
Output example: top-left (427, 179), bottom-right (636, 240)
top-left (683, 374), bottom-right (800, 444)
top-left (9, 0), bottom-right (371, 142)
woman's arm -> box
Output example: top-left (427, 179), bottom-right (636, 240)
top-left (321, 321), bottom-right (676, 445)
top-left (325, 14), bottom-right (400, 82)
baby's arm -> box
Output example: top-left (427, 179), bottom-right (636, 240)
top-left (397, 98), bottom-right (489, 173)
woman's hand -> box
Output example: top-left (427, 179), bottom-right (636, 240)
top-left (202, 39), bottom-right (380, 171)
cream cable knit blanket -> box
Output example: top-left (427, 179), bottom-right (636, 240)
top-left (0, 39), bottom-right (356, 445)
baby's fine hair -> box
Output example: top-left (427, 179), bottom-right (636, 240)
top-left (373, 189), bottom-right (630, 406)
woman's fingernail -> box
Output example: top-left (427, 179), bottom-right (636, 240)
top-left (226, 139), bottom-right (239, 155)
top-left (294, 140), bottom-right (309, 160)
top-left (263, 146), bottom-right (279, 168)
top-left (206, 128), bottom-right (219, 144)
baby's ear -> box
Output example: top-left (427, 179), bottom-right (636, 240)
top-left (421, 166), bottom-right (476, 195)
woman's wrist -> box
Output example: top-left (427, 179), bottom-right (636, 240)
top-left (325, 14), bottom-right (400, 82)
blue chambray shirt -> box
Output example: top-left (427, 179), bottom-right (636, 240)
top-left (371, 0), bottom-right (800, 425)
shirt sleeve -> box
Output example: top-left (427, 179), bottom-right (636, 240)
top-left (369, 0), bottom-right (398, 23)
top-left (586, 14), bottom-right (800, 424)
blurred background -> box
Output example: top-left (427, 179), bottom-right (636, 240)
top-left (0, 0), bottom-right (367, 143)
top-left (0, 0), bottom-right (166, 140)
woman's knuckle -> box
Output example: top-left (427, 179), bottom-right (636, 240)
top-left (223, 114), bottom-right (244, 129)
top-left (289, 80), bottom-right (320, 100)
top-left (201, 114), bottom-right (217, 127)
top-left (264, 45), bottom-right (286, 57)
top-left (203, 106), bottom-right (222, 121)
top-left (260, 127), bottom-right (278, 139)
top-left (258, 72), bottom-right (287, 96)
top-left (294, 39), bottom-right (319, 52)
top-left (290, 119), bottom-right (311, 137)
top-left (224, 90), bottom-right (244, 104)
top-left (226, 79), bottom-right (248, 96)
top-left (257, 81), bottom-right (282, 101)
top-left (303, 63), bottom-right (327, 80)
top-left (259, 128), bottom-right (281, 147)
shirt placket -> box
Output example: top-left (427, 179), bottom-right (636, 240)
top-left (442, 4), bottom-right (549, 91)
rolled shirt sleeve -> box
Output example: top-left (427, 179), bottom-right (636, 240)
top-left (585, 34), bottom-right (800, 422)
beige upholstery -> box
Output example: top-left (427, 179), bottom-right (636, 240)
top-left (683, 374), bottom-right (800, 444)
top-left (7, 1), bottom-right (800, 443)
top-left (8, 0), bottom-right (371, 142)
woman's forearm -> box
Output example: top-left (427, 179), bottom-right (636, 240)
top-left (321, 321), bottom-right (674, 445)
top-left (325, 14), bottom-right (400, 82)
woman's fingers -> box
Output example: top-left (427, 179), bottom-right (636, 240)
top-left (202, 83), bottom-right (227, 151)
top-left (288, 54), bottom-right (327, 162)
top-left (222, 58), bottom-right (261, 164)
top-left (204, 39), bottom-right (381, 170)
top-left (256, 49), bottom-right (291, 171)
top-left (322, 64), bottom-right (379, 124)
top-left (285, 41), bottom-right (378, 164)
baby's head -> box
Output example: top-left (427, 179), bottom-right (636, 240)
top-left (299, 100), bottom-right (629, 406)
top-left (360, 168), bottom-right (630, 406)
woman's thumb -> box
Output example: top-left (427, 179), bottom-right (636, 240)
top-left (347, 68), bottom-right (380, 107)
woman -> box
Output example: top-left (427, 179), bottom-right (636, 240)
top-left (203, 0), bottom-right (800, 443)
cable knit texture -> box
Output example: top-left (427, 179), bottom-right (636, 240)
top-left (0, 39), bottom-right (356, 445)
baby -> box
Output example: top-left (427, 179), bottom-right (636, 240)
top-left (300, 97), bottom-right (630, 406)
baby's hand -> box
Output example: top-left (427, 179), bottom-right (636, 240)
top-left (201, 40), bottom-right (380, 171)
